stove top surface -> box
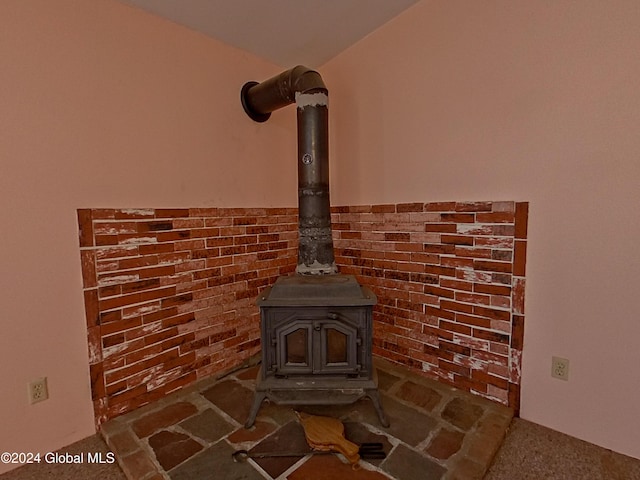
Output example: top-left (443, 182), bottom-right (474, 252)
top-left (257, 274), bottom-right (376, 307)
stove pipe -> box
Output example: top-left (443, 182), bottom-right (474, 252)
top-left (241, 66), bottom-right (337, 275)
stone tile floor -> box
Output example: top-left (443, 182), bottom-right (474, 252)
top-left (100, 357), bottom-right (513, 480)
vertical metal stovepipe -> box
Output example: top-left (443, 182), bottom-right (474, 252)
top-left (241, 66), bottom-right (337, 275)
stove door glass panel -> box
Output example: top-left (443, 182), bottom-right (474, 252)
top-left (276, 321), bottom-right (313, 375)
top-left (317, 319), bottom-right (359, 374)
top-left (326, 328), bottom-right (347, 364)
top-left (286, 328), bottom-right (308, 365)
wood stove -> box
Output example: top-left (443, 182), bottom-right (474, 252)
top-left (245, 275), bottom-right (389, 427)
top-left (241, 66), bottom-right (388, 428)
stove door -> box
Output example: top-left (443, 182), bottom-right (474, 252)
top-left (278, 320), bottom-right (314, 375)
top-left (314, 315), bottom-right (359, 374)
top-left (271, 309), bottom-right (361, 377)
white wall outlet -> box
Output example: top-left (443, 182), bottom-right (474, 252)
top-left (28, 377), bottom-right (49, 404)
top-left (551, 356), bottom-right (569, 381)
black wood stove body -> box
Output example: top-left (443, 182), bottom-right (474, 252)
top-left (241, 66), bottom-right (388, 428)
top-left (245, 274), bottom-right (389, 427)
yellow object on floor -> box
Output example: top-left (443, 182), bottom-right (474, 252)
top-left (297, 412), bottom-right (361, 465)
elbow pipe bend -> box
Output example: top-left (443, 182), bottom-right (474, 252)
top-left (241, 65), bottom-right (327, 122)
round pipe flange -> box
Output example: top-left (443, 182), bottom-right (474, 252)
top-left (240, 81), bottom-right (271, 123)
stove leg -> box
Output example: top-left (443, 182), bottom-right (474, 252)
top-left (245, 391), bottom-right (267, 429)
top-left (366, 389), bottom-right (390, 428)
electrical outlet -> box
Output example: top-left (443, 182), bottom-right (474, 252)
top-left (551, 357), bottom-right (569, 381)
top-left (28, 377), bottom-right (49, 404)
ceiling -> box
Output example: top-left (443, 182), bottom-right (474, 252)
top-left (118, 0), bottom-right (421, 67)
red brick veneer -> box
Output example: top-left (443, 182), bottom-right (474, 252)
top-left (78, 208), bottom-right (298, 426)
top-left (78, 201), bottom-right (527, 426)
top-left (332, 201), bottom-right (527, 412)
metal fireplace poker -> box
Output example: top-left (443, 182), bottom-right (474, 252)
top-left (241, 66), bottom-right (389, 428)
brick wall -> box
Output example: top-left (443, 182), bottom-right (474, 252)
top-left (332, 201), bottom-right (528, 412)
top-left (78, 208), bottom-right (298, 426)
top-left (78, 201), bottom-right (527, 426)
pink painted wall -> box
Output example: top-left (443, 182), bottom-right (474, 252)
top-left (0, 0), bottom-right (294, 473)
top-left (322, 0), bottom-right (640, 459)
top-left (2, 0), bottom-right (639, 470)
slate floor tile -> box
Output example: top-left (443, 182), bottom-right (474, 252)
top-left (148, 430), bottom-right (203, 471)
top-left (376, 369), bottom-right (402, 392)
top-left (248, 420), bottom-right (311, 479)
top-left (395, 380), bottom-right (444, 412)
top-left (179, 408), bottom-right (235, 444)
top-left (382, 443), bottom-right (446, 480)
top-left (170, 441), bottom-right (263, 480)
top-left (376, 394), bottom-right (437, 447)
top-left (254, 401), bottom-right (299, 426)
top-left (288, 455), bottom-right (390, 480)
top-left (227, 420), bottom-right (277, 444)
top-left (235, 365), bottom-right (260, 381)
top-left (201, 379), bottom-right (254, 424)
top-left (441, 397), bottom-right (484, 431)
top-left (425, 426), bottom-right (465, 460)
top-left (132, 402), bottom-right (198, 438)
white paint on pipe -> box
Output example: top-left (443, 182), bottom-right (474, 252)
top-left (295, 92), bottom-right (328, 109)
top-left (295, 260), bottom-right (338, 275)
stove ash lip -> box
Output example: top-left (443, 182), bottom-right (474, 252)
top-left (241, 66), bottom-right (337, 276)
